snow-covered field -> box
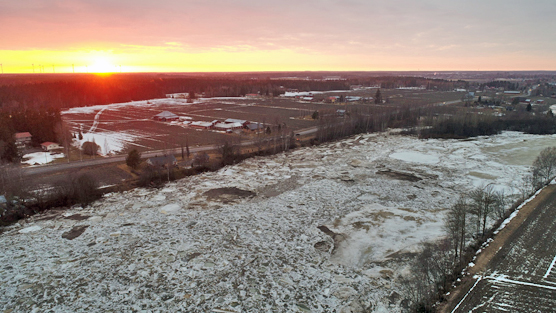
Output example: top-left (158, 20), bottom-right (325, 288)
top-left (1, 131), bottom-right (553, 312)
top-left (62, 96), bottom-right (254, 155)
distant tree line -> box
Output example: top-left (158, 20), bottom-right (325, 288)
top-left (419, 111), bottom-right (556, 139)
top-left (315, 105), bottom-right (420, 143)
top-left (0, 75), bottom-right (351, 110)
top-left (479, 80), bottom-right (519, 91)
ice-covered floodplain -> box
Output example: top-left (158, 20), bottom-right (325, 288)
top-left (1, 131), bottom-right (553, 312)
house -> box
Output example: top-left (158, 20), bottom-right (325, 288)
top-left (245, 93), bottom-right (259, 98)
top-left (327, 96), bottom-right (338, 103)
top-left (153, 111), bottom-right (180, 121)
top-left (146, 155), bottom-right (177, 168)
top-left (14, 132), bottom-right (32, 148)
top-left (41, 142), bottom-right (61, 151)
top-left (536, 99), bottom-right (545, 104)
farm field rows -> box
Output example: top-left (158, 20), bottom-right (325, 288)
top-left (61, 90), bottom-right (464, 154)
top-left (451, 187), bottom-right (556, 312)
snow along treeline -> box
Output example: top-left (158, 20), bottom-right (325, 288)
top-left (1, 131), bottom-right (553, 312)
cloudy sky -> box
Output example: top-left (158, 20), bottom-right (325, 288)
top-left (1, 0), bottom-right (555, 73)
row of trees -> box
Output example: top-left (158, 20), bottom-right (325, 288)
top-left (403, 184), bottom-right (506, 311)
top-left (402, 146), bottom-right (556, 311)
top-left (315, 105), bottom-right (420, 143)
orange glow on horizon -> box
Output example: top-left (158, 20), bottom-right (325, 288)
top-left (1, 46), bottom-right (555, 74)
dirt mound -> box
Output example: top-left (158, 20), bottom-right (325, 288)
top-left (203, 187), bottom-right (256, 203)
top-left (377, 169), bottom-right (422, 182)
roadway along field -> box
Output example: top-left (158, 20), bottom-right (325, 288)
top-left (449, 185), bottom-right (556, 312)
top-left (22, 126), bottom-right (319, 177)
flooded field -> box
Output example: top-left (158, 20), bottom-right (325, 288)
top-left (1, 130), bottom-right (553, 312)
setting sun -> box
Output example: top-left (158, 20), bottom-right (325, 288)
top-left (89, 57), bottom-right (117, 73)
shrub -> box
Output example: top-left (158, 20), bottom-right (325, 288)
top-left (82, 141), bottom-right (99, 156)
top-left (126, 149), bottom-right (142, 169)
top-left (72, 174), bottom-right (100, 206)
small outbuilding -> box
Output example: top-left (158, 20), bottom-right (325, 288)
top-left (41, 142), bottom-right (62, 151)
top-left (153, 111), bottom-right (180, 121)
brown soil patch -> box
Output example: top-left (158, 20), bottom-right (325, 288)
top-left (61, 225), bottom-right (89, 240)
top-left (377, 169), bottom-right (422, 182)
top-left (203, 187), bottom-right (255, 203)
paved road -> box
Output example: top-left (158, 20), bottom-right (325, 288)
top-left (22, 126), bottom-right (319, 176)
top-left (450, 187), bottom-right (556, 312)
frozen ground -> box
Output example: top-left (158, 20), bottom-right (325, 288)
top-left (62, 96), bottom-right (252, 154)
top-left (1, 131), bottom-right (552, 312)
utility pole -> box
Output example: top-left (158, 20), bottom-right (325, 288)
top-left (32, 64), bottom-right (35, 73)
top-left (72, 64), bottom-right (75, 73)
top-left (0, 64), bottom-right (3, 74)
top-left (119, 65), bottom-right (121, 73)
top-left (52, 65), bottom-right (55, 73)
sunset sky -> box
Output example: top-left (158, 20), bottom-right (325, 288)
top-left (1, 0), bottom-right (555, 73)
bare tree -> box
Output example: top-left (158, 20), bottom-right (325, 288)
top-left (55, 122), bottom-right (72, 162)
top-left (531, 147), bottom-right (556, 188)
top-left (0, 163), bottom-right (27, 201)
top-left (444, 197), bottom-right (469, 265)
top-left (193, 152), bottom-right (209, 167)
top-left (469, 184), bottom-right (498, 237)
top-left (490, 190), bottom-right (506, 221)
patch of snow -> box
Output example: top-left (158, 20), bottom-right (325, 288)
top-left (389, 151), bottom-right (440, 164)
top-left (18, 225), bottom-right (42, 233)
top-left (21, 152), bottom-right (65, 165)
